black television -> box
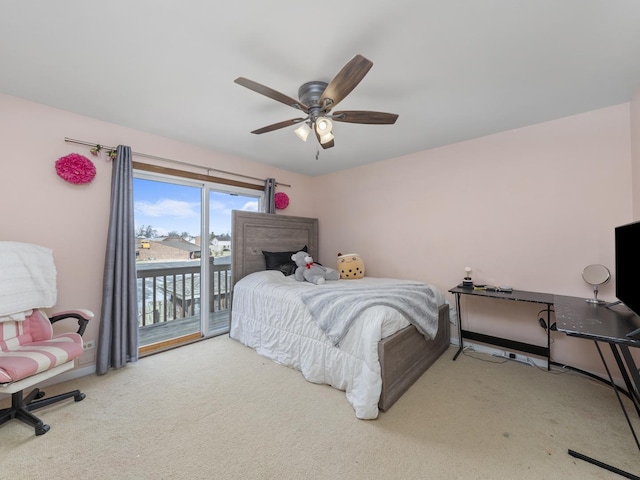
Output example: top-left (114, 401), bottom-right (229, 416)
top-left (615, 220), bottom-right (640, 317)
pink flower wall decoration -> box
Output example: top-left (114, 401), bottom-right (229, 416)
top-left (55, 153), bottom-right (96, 184)
top-left (274, 192), bottom-right (289, 210)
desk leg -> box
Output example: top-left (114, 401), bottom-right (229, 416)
top-left (568, 450), bottom-right (640, 480)
top-left (546, 304), bottom-right (552, 371)
top-left (619, 346), bottom-right (640, 415)
top-left (607, 344), bottom-right (640, 449)
top-left (453, 292), bottom-right (463, 361)
top-left (567, 342), bottom-right (640, 479)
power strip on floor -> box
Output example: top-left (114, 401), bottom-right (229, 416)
top-left (453, 340), bottom-right (546, 368)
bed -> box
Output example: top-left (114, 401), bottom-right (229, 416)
top-left (229, 211), bottom-right (452, 419)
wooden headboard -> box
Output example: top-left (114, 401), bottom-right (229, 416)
top-left (231, 211), bottom-right (319, 288)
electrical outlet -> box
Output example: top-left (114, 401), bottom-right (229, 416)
top-left (83, 340), bottom-right (95, 350)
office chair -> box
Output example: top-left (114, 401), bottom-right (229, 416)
top-left (0, 241), bottom-right (93, 435)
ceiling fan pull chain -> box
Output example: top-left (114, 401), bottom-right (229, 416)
top-left (316, 150), bottom-right (320, 161)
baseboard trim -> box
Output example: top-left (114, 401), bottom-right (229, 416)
top-left (36, 364), bottom-right (96, 389)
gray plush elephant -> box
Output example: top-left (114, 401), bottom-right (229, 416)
top-left (291, 251), bottom-right (340, 285)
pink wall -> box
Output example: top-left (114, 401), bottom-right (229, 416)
top-left (0, 93), bottom-right (315, 366)
top-left (314, 104), bottom-right (634, 375)
top-left (1, 91), bottom-right (637, 378)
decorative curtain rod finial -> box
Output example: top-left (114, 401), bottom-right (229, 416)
top-left (90, 144), bottom-right (102, 156)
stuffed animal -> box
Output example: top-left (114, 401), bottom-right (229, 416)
top-left (337, 253), bottom-right (365, 279)
top-left (291, 251), bottom-right (340, 285)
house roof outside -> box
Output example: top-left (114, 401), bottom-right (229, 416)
top-left (156, 237), bottom-right (200, 253)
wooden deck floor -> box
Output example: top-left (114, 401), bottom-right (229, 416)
top-left (138, 310), bottom-right (230, 347)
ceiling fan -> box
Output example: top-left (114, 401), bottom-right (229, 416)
top-left (234, 54), bottom-right (399, 149)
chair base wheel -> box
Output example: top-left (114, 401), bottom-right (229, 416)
top-left (0, 388), bottom-right (86, 436)
top-left (35, 423), bottom-right (50, 436)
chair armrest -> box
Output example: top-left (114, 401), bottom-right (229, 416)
top-left (49, 309), bottom-right (94, 336)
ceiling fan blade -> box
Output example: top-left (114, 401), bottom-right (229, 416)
top-left (235, 77), bottom-right (309, 112)
top-left (251, 118), bottom-right (305, 134)
top-left (332, 110), bottom-right (399, 125)
top-left (318, 55), bottom-right (373, 112)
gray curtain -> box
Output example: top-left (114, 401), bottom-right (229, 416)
top-left (265, 177), bottom-right (276, 214)
top-left (96, 145), bottom-right (139, 375)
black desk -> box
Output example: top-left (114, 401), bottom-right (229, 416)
top-left (449, 286), bottom-right (554, 369)
top-left (555, 295), bottom-right (640, 479)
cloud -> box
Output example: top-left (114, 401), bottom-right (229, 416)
top-left (135, 199), bottom-right (199, 218)
top-left (134, 193), bottom-right (259, 237)
top-left (241, 201), bottom-right (259, 211)
top-left (209, 199), bottom-right (258, 218)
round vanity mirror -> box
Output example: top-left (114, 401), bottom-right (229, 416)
top-left (582, 264), bottom-right (611, 304)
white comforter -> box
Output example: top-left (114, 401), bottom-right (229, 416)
top-left (230, 270), bottom-right (451, 419)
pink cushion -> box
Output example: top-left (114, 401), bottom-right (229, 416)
top-left (26, 309), bottom-right (55, 342)
top-left (0, 310), bottom-right (83, 384)
top-left (1, 318), bottom-right (32, 350)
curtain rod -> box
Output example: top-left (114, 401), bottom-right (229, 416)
top-left (63, 137), bottom-right (291, 188)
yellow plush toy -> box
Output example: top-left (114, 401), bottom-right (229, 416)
top-left (337, 253), bottom-right (365, 279)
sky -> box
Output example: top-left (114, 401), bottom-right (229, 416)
top-left (133, 177), bottom-right (260, 237)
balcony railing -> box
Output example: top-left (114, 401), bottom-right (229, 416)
top-left (136, 259), bottom-right (231, 344)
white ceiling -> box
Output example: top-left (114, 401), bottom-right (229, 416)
top-left (2, 1), bottom-right (640, 176)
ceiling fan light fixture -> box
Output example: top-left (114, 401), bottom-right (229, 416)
top-left (315, 117), bottom-right (334, 144)
top-left (319, 131), bottom-right (334, 145)
top-left (294, 122), bottom-right (311, 142)
top-left (315, 118), bottom-right (333, 135)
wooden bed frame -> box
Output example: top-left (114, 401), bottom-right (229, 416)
top-left (231, 211), bottom-right (450, 412)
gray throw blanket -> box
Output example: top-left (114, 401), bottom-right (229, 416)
top-left (300, 283), bottom-right (440, 346)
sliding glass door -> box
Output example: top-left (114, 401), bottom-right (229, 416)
top-left (133, 173), bottom-right (261, 354)
top-left (203, 190), bottom-right (258, 337)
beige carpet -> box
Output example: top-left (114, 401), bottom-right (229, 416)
top-left (1, 336), bottom-right (639, 479)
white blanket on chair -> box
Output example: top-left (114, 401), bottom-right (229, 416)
top-left (0, 241), bottom-right (57, 321)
